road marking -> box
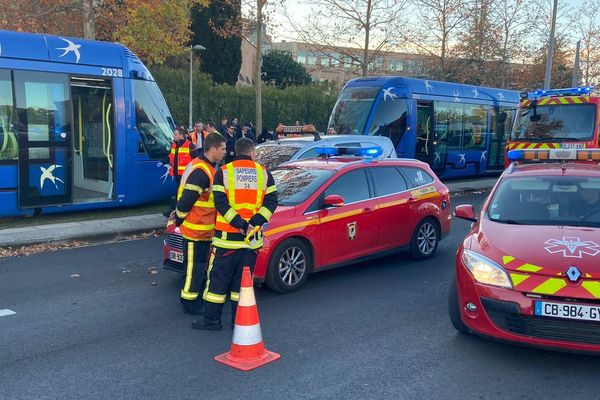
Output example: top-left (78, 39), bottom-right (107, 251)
top-left (0, 309), bottom-right (16, 317)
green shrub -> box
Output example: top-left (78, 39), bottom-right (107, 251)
top-left (151, 66), bottom-right (339, 131)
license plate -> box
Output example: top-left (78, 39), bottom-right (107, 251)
top-left (535, 301), bottom-right (600, 322)
top-left (560, 143), bottom-right (584, 149)
top-left (169, 251), bottom-right (184, 263)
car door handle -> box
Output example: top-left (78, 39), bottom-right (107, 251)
top-left (363, 207), bottom-right (374, 215)
top-left (407, 197), bottom-right (418, 204)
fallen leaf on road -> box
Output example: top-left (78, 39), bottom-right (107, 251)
top-left (0, 241), bottom-right (90, 258)
top-left (70, 274), bottom-right (80, 278)
top-left (147, 267), bottom-right (159, 275)
top-left (151, 282), bottom-right (158, 286)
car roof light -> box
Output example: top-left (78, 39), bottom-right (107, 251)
top-left (507, 149), bottom-right (600, 163)
top-left (531, 86), bottom-right (593, 98)
top-left (316, 147), bottom-right (339, 156)
top-left (315, 146), bottom-right (384, 158)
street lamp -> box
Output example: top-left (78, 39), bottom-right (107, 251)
top-left (189, 44), bottom-right (206, 130)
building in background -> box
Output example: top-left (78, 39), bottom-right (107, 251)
top-left (270, 41), bottom-right (432, 84)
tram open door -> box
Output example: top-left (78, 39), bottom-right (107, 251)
top-left (415, 101), bottom-right (446, 175)
top-left (16, 72), bottom-right (115, 210)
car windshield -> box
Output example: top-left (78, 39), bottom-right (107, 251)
top-left (487, 176), bottom-right (600, 227)
top-left (256, 145), bottom-right (302, 170)
top-left (272, 167), bottom-right (335, 206)
top-left (512, 103), bottom-right (596, 142)
top-left (328, 86), bottom-right (380, 135)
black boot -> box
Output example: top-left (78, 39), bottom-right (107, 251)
top-left (191, 317), bottom-right (222, 330)
top-left (181, 299), bottom-right (203, 315)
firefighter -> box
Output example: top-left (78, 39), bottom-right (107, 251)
top-left (192, 138), bottom-right (278, 330)
top-left (175, 133), bottom-right (227, 314)
top-left (169, 127), bottom-right (196, 183)
top-left (163, 128), bottom-right (197, 217)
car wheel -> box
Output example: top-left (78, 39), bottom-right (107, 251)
top-left (448, 276), bottom-right (470, 334)
top-left (265, 238), bottom-right (312, 293)
top-left (410, 218), bottom-right (439, 259)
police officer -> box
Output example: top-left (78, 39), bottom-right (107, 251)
top-left (175, 133), bottom-right (227, 314)
top-left (192, 138), bottom-right (277, 330)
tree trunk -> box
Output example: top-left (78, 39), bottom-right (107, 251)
top-left (255, 0), bottom-right (263, 137)
top-left (362, 0), bottom-right (372, 77)
top-left (81, 0), bottom-right (96, 39)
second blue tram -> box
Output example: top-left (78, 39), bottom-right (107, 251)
top-left (0, 30), bottom-right (176, 217)
top-left (328, 76), bottom-right (519, 178)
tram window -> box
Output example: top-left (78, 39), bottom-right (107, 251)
top-left (463, 104), bottom-right (487, 149)
top-left (134, 80), bottom-right (173, 159)
top-left (0, 69), bottom-right (17, 160)
top-left (435, 102), bottom-right (462, 149)
top-left (367, 98), bottom-right (408, 148)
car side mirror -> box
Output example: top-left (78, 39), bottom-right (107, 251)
top-left (454, 204), bottom-right (477, 222)
top-left (322, 195), bottom-right (345, 208)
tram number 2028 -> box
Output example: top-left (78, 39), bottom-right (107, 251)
top-left (101, 68), bottom-right (123, 77)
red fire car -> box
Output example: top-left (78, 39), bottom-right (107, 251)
top-left (450, 148), bottom-right (600, 353)
top-left (164, 147), bottom-right (451, 292)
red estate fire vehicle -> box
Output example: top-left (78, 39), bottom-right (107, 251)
top-left (450, 148), bottom-right (600, 353)
top-left (164, 146), bottom-right (451, 292)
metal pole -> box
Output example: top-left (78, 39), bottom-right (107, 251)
top-left (255, 0), bottom-right (263, 138)
top-left (573, 40), bottom-right (581, 87)
top-left (189, 46), bottom-right (193, 130)
top-left (543, 0), bottom-right (558, 90)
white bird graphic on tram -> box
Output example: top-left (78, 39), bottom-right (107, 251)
top-left (40, 164), bottom-right (64, 190)
top-left (57, 38), bottom-right (81, 63)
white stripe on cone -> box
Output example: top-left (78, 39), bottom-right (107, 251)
top-left (232, 323), bottom-right (263, 346)
top-left (238, 286), bottom-right (256, 307)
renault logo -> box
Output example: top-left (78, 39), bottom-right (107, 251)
top-left (566, 266), bottom-right (582, 282)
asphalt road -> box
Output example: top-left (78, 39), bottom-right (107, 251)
top-left (1, 192), bottom-right (599, 400)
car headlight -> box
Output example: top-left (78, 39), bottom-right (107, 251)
top-left (462, 250), bottom-right (512, 289)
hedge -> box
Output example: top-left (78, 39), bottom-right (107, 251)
top-left (150, 65), bottom-right (339, 131)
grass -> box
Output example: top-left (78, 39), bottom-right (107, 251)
top-left (0, 200), bottom-right (170, 230)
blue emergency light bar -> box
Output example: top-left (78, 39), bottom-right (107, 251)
top-left (508, 149), bottom-right (600, 162)
top-left (531, 86), bottom-right (594, 98)
top-left (316, 146), bottom-right (384, 158)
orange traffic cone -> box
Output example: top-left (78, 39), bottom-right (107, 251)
top-left (214, 266), bottom-right (281, 371)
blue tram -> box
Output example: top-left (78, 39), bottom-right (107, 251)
top-left (328, 76), bottom-right (520, 178)
top-left (0, 30), bottom-right (176, 217)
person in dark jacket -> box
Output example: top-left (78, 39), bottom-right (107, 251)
top-left (223, 123), bottom-right (236, 164)
top-left (218, 117), bottom-right (228, 136)
top-left (257, 127), bottom-right (274, 144)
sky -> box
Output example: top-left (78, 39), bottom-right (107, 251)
top-left (266, 0), bottom-right (591, 44)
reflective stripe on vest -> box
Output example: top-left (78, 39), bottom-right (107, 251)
top-left (214, 160), bottom-right (267, 234)
top-left (177, 159), bottom-right (216, 241)
top-left (169, 141), bottom-right (193, 176)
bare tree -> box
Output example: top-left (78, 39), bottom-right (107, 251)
top-left (572, 0), bottom-right (600, 85)
top-left (287, 0), bottom-right (409, 77)
top-left (412, 0), bottom-right (472, 80)
top-left (489, 0), bottom-right (527, 88)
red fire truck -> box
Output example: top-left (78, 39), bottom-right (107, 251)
top-left (505, 87), bottom-right (600, 167)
